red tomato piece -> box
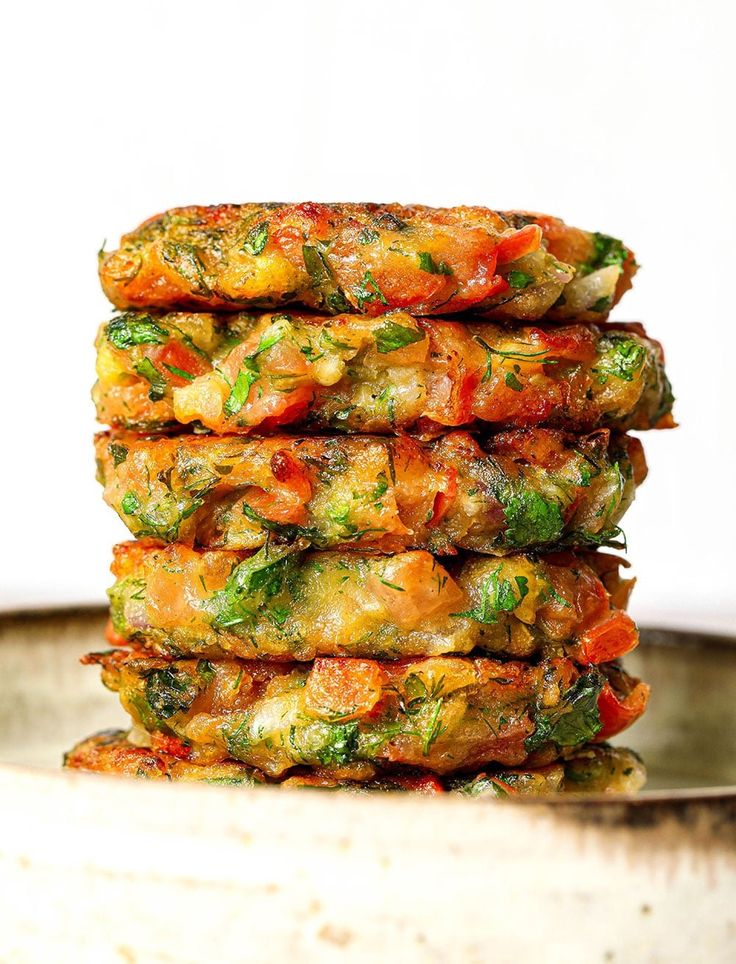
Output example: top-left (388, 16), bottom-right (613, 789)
top-left (305, 658), bottom-right (387, 721)
top-left (495, 224), bottom-right (543, 264)
top-left (596, 680), bottom-right (650, 741)
top-left (576, 612), bottom-right (639, 665)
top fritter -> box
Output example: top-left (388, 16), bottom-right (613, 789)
top-left (99, 203), bottom-right (636, 320)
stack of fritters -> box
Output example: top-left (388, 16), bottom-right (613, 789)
top-left (67, 203), bottom-right (674, 797)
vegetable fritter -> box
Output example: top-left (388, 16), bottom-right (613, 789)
top-left (64, 730), bottom-right (646, 795)
top-left (94, 311), bottom-right (673, 436)
top-left (108, 541), bottom-right (638, 663)
top-left (84, 650), bottom-right (649, 776)
top-left (448, 743), bottom-right (646, 796)
top-left (99, 203), bottom-right (636, 320)
top-left (95, 428), bottom-right (644, 554)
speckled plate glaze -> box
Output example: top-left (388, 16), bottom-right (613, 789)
top-left (0, 610), bottom-right (734, 963)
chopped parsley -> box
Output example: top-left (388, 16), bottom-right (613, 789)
top-left (354, 271), bottom-right (388, 310)
top-left (372, 471), bottom-right (389, 501)
top-left (106, 315), bottom-right (168, 350)
top-left (302, 244), bottom-right (351, 313)
top-left (143, 666), bottom-right (200, 721)
top-left (590, 296), bottom-right (612, 313)
top-left (504, 369), bottom-right (524, 392)
top-left (422, 700), bottom-right (446, 756)
top-left (242, 221), bottom-right (269, 256)
top-left (499, 488), bottom-right (564, 548)
top-left (208, 544), bottom-right (297, 630)
top-left (417, 251), bottom-right (453, 275)
top-left (374, 320), bottom-right (425, 354)
top-left (525, 672), bottom-right (604, 752)
top-left (580, 233), bottom-right (628, 275)
top-left (163, 363), bottom-right (195, 381)
top-left (595, 336), bottom-right (646, 383)
top-left (223, 360), bottom-right (259, 416)
top-left (222, 320), bottom-right (291, 418)
top-left (134, 357), bottom-right (167, 401)
top-left (108, 442), bottom-right (128, 467)
top-left (474, 334), bottom-right (550, 383)
top-left (241, 503), bottom-right (320, 543)
top-left (452, 566), bottom-right (529, 624)
top-left (506, 270), bottom-right (534, 289)
top-left (160, 242), bottom-right (211, 295)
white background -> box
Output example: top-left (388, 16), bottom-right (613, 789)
top-left (1, 0), bottom-right (734, 630)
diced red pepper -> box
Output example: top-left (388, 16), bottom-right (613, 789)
top-left (151, 342), bottom-right (209, 384)
top-left (495, 224), bottom-right (543, 264)
top-left (576, 612), bottom-right (639, 665)
top-left (305, 658), bottom-right (386, 721)
top-left (595, 680), bottom-right (650, 741)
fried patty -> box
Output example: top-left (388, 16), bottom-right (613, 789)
top-left (65, 730), bottom-right (645, 795)
top-left (108, 541), bottom-right (637, 663)
top-left (83, 650), bottom-right (649, 777)
top-left (93, 312), bottom-right (673, 436)
top-left (95, 428), bottom-right (644, 554)
top-left (98, 203), bottom-right (636, 320)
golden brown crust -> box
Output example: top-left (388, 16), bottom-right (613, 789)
top-left (85, 650), bottom-right (648, 777)
top-left (64, 730), bottom-right (645, 795)
top-left (99, 203), bottom-right (636, 320)
top-left (108, 541), bottom-right (638, 663)
top-left (95, 428), bottom-right (643, 554)
top-left (93, 312), bottom-right (673, 436)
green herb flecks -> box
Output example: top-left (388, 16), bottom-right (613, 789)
top-left (208, 543), bottom-right (299, 631)
top-left (354, 271), bottom-right (388, 311)
top-left (242, 221), bottom-right (269, 256)
top-left (525, 672), bottom-right (604, 752)
top-left (160, 242), bottom-right (212, 295)
top-left (302, 244), bottom-right (351, 313)
top-left (541, 585), bottom-right (572, 609)
top-left (109, 442), bottom-right (129, 467)
top-left (590, 296), bottom-right (612, 313)
top-left (106, 315), bottom-right (168, 350)
top-left (452, 567), bottom-right (529, 624)
top-left (473, 335), bottom-right (550, 383)
top-left (417, 251), bottom-right (453, 275)
top-left (374, 320), bottom-right (425, 354)
top-left (143, 666), bottom-right (201, 722)
top-left (315, 722), bottom-right (360, 766)
top-left (241, 503), bottom-right (321, 544)
top-left (422, 700), bottom-right (446, 756)
top-left (222, 318), bottom-right (291, 417)
top-left (378, 577), bottom-right (405, 592)
top-left (499, 487), bottom-right (564, 549)
top-left (372, 471), bottom-right (389, 503)
top-left (121, 491), bottom-right (141, 516)
top-left (506, 270), bottom-right (534, 289)
top-left (450, 774), bottom-right (509, 798)
top-left (505, 369), bottom-right (524, 392)
top-left (163, 363), bottom-right (195, 381)
top-left (134, 357), bottom-right (168, 401)
top-left (223, 360), bottom-right (259, 416)
top-left (594, 336), bottom-right (646, 384)
top-left (580, 233), bottom-right (629, 276)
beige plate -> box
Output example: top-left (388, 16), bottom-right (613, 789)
top-left (1, 609), bottom-right (735, 963)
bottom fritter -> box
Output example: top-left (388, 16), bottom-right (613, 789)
top-left (84, 649), bottom-right (649, 776)
top-left (64, 729), bottom-right (646, 796)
